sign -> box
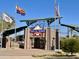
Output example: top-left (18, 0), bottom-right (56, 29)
top-left (33, 32), bottom-right (42, 36)
top-left (30, 30), bottom-right (45, 33)
top-left (30, 25), bottom-right (45, 33)
top-left (30, 25), bottom-right (45, 36)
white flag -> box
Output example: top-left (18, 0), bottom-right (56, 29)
top-left (2, 13), bottom-right (13, 23)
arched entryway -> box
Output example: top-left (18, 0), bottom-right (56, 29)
top-left (34, 37), bottom-right (45, 49)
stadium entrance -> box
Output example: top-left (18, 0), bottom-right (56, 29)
top-left (2, 17), bottom-right (61, 50)
top-left (24, 23), bottom-right (58, 50)
top-left (30, 25), bottom-right (46, 49)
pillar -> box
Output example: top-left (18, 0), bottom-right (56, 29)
top-left (24, 28), bottom-right (31, 49)
top-left (6, 36), bottom-right (11, 48)
top-left (55, 29), bottom-right (60, 49)
top-left (52, 29), bottom-right (56, 50)
top-left (45, 27), bottom-right (51, 50)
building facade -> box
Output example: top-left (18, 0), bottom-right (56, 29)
top-left (24, 25), bottom-right (58, 50)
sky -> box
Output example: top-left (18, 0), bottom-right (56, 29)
top-left (0, 0), bottom-right (79, 36)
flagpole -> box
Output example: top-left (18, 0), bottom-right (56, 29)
top-left (54, 0), bottom-right (61, 51)
top-left (11, 17), bottom-right (16, 48)
top-left (54, 18), bottom-right (56, 51)
top-left (54, 0), bottom-right (56, 51)
top-left (2, 17), bottom-right (3, 48)
top-left (58, 17), bottom-right (61, 50)
top-left (14, 20), bottom-right (17, 48)
top-left (58, 3), bottom-right (61, 50)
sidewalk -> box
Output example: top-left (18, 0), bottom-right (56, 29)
top-left (0, 48), bottom-right (55, 56)
top-left (0, 56), bottom-right (36, 59)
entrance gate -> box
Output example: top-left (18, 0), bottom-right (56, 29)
top-left (21, 17), bottom-right (61, 50)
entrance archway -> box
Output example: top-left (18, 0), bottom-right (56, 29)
top-left (34, 37), bottom-right (45, 49)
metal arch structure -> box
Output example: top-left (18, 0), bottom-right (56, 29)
top-left (20, 17), bottom-right (62, 26)
top-left (60, 23), bottom-right (79, 32)
top-left (2, 26), bottom-right (27, 37)
top-left (2, 17), bottom-right (62, 37)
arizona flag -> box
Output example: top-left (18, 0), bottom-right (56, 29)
top-left (16, 5), bottom-right (25, 16)
top-left (2, 13), bottom-right (13, 23)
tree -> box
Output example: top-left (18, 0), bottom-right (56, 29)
top-left (0, 19), bottom-right (14, 32)
top-left (61, 37), bottom-right (79, 55)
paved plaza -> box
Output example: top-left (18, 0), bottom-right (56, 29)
top-left (0, 48), bottom-right (55, 59)
top-left (0, 48), bottom-right (55, 56)
top-left (0, 56), bottom-right (36, 59)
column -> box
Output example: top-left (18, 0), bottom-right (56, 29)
top-left (52, 29), bottom-right (56, 50)
top-left (24, 28), bottom-right (31, 49)
top-left (6, 36), bottom-right (11, 48)
top-left (45, 27), bottom-right (51, 50)
top-left (55, 29), bottom-right (60, 49)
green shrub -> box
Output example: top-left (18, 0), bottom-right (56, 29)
top-left (61, 37), bottom-right (79, 55)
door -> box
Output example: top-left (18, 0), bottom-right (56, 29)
top-left (34, 38), bottom-right (40, 48)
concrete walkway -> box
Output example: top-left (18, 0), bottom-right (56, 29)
top-left (0, 48), bottom-right (55, 59)
top-left (0, 48), bottom-right (79, 59)
top-left (0, 56), bottom-right (36, 59)
top-left (0, 48), bottom-right (55, 56)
